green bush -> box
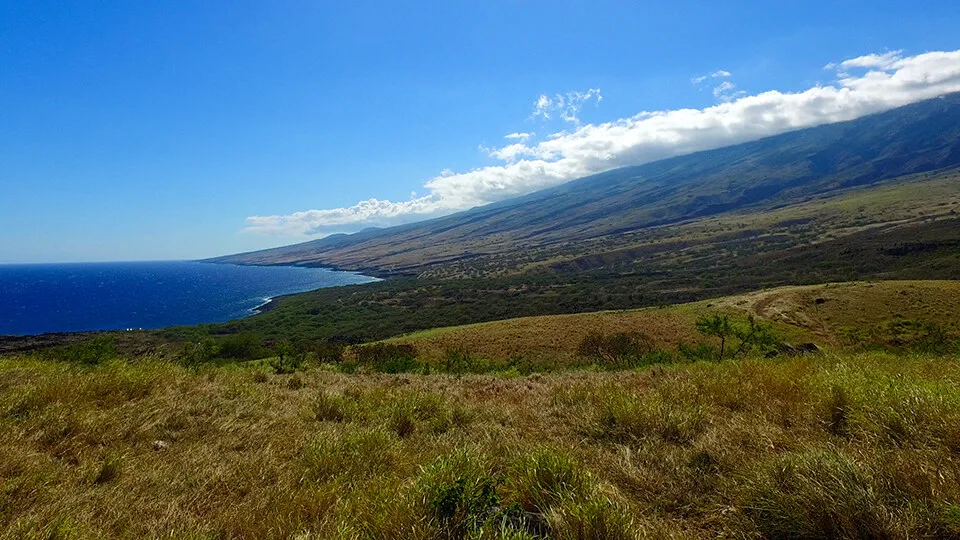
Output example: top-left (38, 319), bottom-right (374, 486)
top-left (180, 338), bottom-right (218, 370)
top-left (677, 342), bottom-right (719, 362)
top-left (217, 333), bottom-right (265, 360)
top-left (353, 343), bottom-right (421, 373)
top-left (416, 451), bottom-right (505, 537)
top-left (578, 332), bottom-right (673, 369)
top-left (47, 336), bottom-right (118, 366)
top-left (268, 340), bottom-right (304, 374)
top-left (695, 315), bottom-right (782, 361)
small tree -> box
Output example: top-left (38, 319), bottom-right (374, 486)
top-left (182, 338), bottom-right (218, 371)
top-left (695, 315), bottom-right (734, 361)
top-left (730, 315), bottom-right (781, 358)
top-left (695, 314), bottom-right (781, 361)
top-left (269, 341), bottom-right (302, 374)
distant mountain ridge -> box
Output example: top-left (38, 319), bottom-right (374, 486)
top-left (208, 93), bottom-right (960, 276)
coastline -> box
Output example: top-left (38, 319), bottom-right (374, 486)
top-left (199, 256), bottom-right (408, 281)
top-left (251, 295), bottom-right (282, 314)
top-left (2, 261), bottom-right (381, 338)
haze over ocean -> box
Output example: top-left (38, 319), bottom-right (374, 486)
top-left (0, 261), bottom-right (376, 335)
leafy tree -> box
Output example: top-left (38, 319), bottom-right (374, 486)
top-left (269, 340), bottom-right (302, 374)
top-left (182, 338), bottom-right (218, 370)
top-left (695, 315), bottom-right (734, 361)
top-left (731, 316), bottom-right (781, 358)
top-left (695, 315), bottom-right (781, 361)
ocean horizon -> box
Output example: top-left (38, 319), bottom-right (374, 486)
top-left (0, 260), bottom-right (378, 336)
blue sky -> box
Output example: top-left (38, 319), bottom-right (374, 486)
top-left (2, 1), bottom-right (960, 263)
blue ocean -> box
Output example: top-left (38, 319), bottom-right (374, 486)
top-left (0, 261), bottom-right (377, 336)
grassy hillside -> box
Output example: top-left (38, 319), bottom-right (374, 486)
top-left (387, 281), bottom-right (960, 363)
top-left (4, 350), bottom-right (960, 538)
top-left (208, 94), bottom-right (960, 278)
top-left (5, 282), bottom-right (960, 538)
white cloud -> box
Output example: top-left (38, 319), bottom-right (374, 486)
top-left (504, 132), bottom-right (534, 141)
top-left (692, 69), bottom-right (732, 85)
top-left (529, 88), bottom-right (602, 124)
top-left (829, 49), bottom-right (904, 71)
top-left (712, 80), bottom-right (746, 102)
top-left (246, 49), bottom-right (960, 237)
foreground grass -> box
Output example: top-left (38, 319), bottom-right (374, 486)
top-left (2, 352), bottom-right (960, 538)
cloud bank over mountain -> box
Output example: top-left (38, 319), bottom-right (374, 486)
top-left (246, 49), bottom-right (960, 236)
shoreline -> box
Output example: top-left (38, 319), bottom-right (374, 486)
top-left (198, 257), bottom-right (408, 281)
top-left (251, 295), bottom-right (282, 315)
top-left (2, 263), bottom-right (382, 339)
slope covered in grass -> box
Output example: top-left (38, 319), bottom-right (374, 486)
top-left (3, 351), bottom-right (960, 538)
top-left (388, 280), bottom-right (960, 363)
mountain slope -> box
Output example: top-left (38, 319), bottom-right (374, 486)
top-left (209, 94), bottom-right (960, 276)
top-left (388, 281), bottom-right (960, 363)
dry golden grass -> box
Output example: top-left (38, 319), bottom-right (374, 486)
top-left (385, 307), bottom-right (707, 364)
top-left (388, 280), bottom-right (960, 361)
top-left (714, 280), bottom-right (960, 344)
top-left (3, 349), bottom-right (960, 538)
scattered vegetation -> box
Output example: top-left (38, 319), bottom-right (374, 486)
top-left (5, 281), bottom-right (960, 537)
top-left (43, 335), bottom-right (117, 366)
top-left (4, 344), bottom-right (960, 538)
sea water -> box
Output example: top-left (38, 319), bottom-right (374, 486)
top-left (0, 261), bottom-right (377, 335)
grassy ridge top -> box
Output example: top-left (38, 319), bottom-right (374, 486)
top-left (388, 281), bottom-right (960, 362)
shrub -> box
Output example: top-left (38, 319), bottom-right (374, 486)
top-left (443, 348), bottom-right (475, 375)
top-left (353, 343), bottom-right (421, 373)
top-left (695, 315), bottom-right (782, 361)
top-left (578, 332), bottom-right (656, 368)
top-left (677, 342), bottom-right (720, 362)
top-left (48, 336), bottom-right (117, 366)
top-left (268, 341), bottom-right (303, 374)
top-left (304, 339), bottom-right (345, 364)
top-left (416, 451), bottom-right (505, 538)
top-left (577, 332), bottom-right (674, 370)
top-left (217, 333), bottom-right (265, 360)
top-left (181, 338), bottom-right (218, 370)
